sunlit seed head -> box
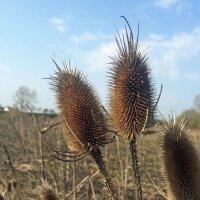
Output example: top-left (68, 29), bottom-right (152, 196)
top-left (50, 60), bottom-right (108, 152)
top-left (108, 18), bottom-right (155, 140)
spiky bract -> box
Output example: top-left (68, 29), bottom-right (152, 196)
top-left (50, 61), bottom-right (108, 152)
top-left (39, 181), bottom-right (59, 200)
top-left (161, 116), bottom-right (200, 200)
top-left (0, 194), bottom-right (6, 200)
top-left (108, 19), bottom-right (155, 140)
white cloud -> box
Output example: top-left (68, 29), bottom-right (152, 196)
top-left (153, 0), bottom-right (191, 12)
top-left (71, 32), bottom-right (97, 43)
top-left (71, 32), bottom-right (113, 43)
top-left (154, 0), bottom-right (179, 8)
top-left (141, 27), bottom-right (200, 79)
top-left (49, 17), bottom-right (67, 33)
top-left (71, 27), bottom-right (200, 81)
top-left (80, 41), bottom-right (116, 70)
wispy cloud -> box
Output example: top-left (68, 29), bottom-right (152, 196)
top-left (49, 17), bottom-right (67, 32)
top-left (153, 0), bottom-right (191, 13)
top-left (154, 0), bottom-right (180, 8)
top-left (80, 41), bottom-right (116, 70)
top-left (76, 27), bottom-right (200, 81)
top-left (141, 27), bottom-right (200, 79)
top-left (71, 32), bottom-right (113, 43)
top-left (71, 32), bottom-right (97, 43)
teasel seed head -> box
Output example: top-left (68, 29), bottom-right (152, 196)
top-left (161, 115), bottom-right (200, 200)
top-left (108, 17), bottom-right (155, 140)
top-left (39, 181), bottom-right (59, 200)
top-left (50, 60), bottom-right (108, 152)
top-left (0, 193), bottom-right (6, 200)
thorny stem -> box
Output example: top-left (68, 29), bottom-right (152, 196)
top-left (90, 148), bottom-right (118, 200)
top-left (129, 138), bottom-right (143, 200)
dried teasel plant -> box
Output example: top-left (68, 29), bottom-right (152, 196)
top-left (108, 16), bottom-right (157, 200)
top-left (39, 181), bottom-right (60, 200)
top-left (49, 60), bottom-right (117, 200)
top-left (0, 193), bottom-right (7, 200)
top-left (161, 115), bottom-right (200, 200)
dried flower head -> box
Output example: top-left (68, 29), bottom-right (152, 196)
top-left (50, 60), bottom-right (108, 152)
top-left (108, 17), bottom-right (155, 140)
top-left (39, 181), bottom-right (59, 200)
top-left (49, 61), bottom-right (117, 199)
top-left (161, 115), bottom-right (200, 200)
top-left (0, 193), bottom-right (7, 200)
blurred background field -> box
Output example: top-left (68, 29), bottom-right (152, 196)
top-left (0, 109), bottom-right (199, 200)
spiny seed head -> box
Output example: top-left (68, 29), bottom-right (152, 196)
top-left (0, 194), bottom-right (6, 200)
top-left (50, 60), bottom-right (108, 152)
top-left (161, 115), bottom-right (200, 200)
top-left (40, 184), bottom-right (59, 200)
top-left (39, 181), bottom-right (59, 200)
top-left (40, 189), bottom-right (59, 200)
top-left (108, 17), bottom-right (155, 140)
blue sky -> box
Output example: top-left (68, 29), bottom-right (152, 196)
top-left (0, 0), bottom-right (200, 115)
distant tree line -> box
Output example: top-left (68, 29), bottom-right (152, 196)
top-left (179, 94), bottom-right (200, 129)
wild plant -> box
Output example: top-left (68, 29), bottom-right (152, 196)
top-left (107, 16), bottom-right (157, 200)
top-left (39, 181), bottom-right (60, 200)
top-left (49, 62), bottom-right (118, 200)
top-left (161, 115), bottom-right (200, 200)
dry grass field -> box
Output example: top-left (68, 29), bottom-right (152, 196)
top-left (0, 110), bottom-right (199, 200)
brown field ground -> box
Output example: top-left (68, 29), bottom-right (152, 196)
top-left (0, 111), bottom-right (199, 200)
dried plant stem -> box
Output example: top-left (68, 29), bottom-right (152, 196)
top-left (3, 146), bottom-right (17, 179)
top-left (129, 138), bottom-right (143, 200)
top-left (116, 140), bottom-right (123, 184)
top-left (27, 105), bottom-right (45, 180)
top-left (73, 158), bottom-right (77, 200)
top-left (89, 179), bottom-right (96, 200)
top-left (65, 170), bottom-right (99, 198)
top-left (39, 131), bottom-right (45, 180)
top-left (20, 113), bottom-right (26, 154)
top-left (124, 147), bottom-right (129, 197)
top-left (90, 148), bottom-right (118, 200)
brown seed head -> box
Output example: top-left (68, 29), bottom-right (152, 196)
top-left (0, 193), bottom-right (7, 200)
top-left (161, 116), bottom-right (200, 200)
top-left (40, 189), bottom-right (59, 200)
top-left (50, 61), bottom-right (108, 152)
top-left (108, 17), bottom-right (155, 140)
top-left (40, 181), bottom-right (59, 200)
